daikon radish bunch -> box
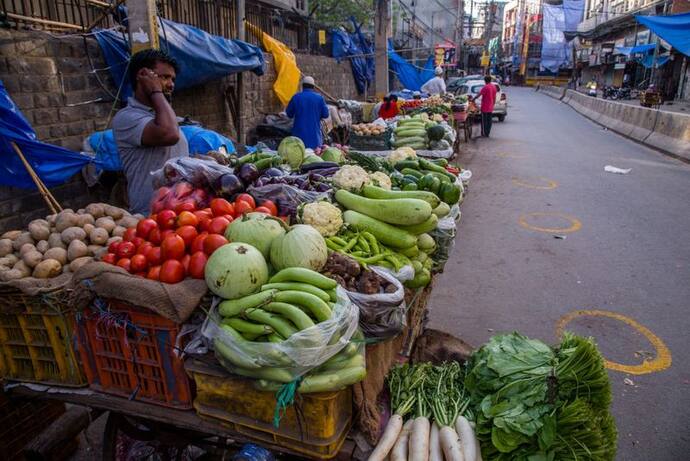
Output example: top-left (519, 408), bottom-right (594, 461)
top-left (429, 362), bottom-right (471, 461)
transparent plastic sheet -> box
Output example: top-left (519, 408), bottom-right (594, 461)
top-left (202, 287), bottom-right (359, 382)
top-left (151, 156), bottom-right (234, 190)
top-left (149, 179), bottom-right (212, 214)
top-left (385, 264), bottom-right (415, 282)
top-left (247, 183), bottom-right (332, 219)
top-left (344, 266), bottom-right (406, 340)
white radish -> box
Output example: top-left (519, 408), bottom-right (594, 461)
top-left (369, 414), bottom-right (404, 461)
top-left (439, 425), bottom-right (464, 461)
top-left (474, 436), bottom-right (483, 461)
top-left (408, 416), bottom-right (431, 461)
top-left (455, 416), bottom-right (478, 461)
top-left (429, 421), bottom-right (443, 461)
top-left (390, 419), bottom-right (414, 461)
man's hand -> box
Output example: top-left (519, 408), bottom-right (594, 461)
top-left (137, 68), bottom-right (163, 96)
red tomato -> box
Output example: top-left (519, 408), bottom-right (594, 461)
top-left (189, 189), bottom-right (208, 207)
top-left (161, 234), bottom-right (186, 261)
top-left (108, 240), bottom-right (122, 254)
top-left (157, 209), bottom-right (177, 230)
top-left (116, 258), bottom-right (131, 272)
top-left (188, 251), bottom-right (208, 279)
top-left (191, 233), bottom-right (208, 253)
top-left (221, 214), bottom-right (235, 224)
top-left (159, 260), bottom-right (186, 284)
top-left (176, 225), bottom-right (198, 248)
top-left (116, 241), bottom-right (136, 259)
top-left (204, 234), bottom-right (228, 256)
top-left (259, 200), bottom-right (278, 216)
top-left (254, 206), bottom-right (273, 215)
top-left (146, 265), bottom-right (161, 281)
top-left (131, 237), bottom-right (144, 249)
top-left (136, 241), bottom-right (153, 256)
top-left (160, 229), bottom-right (175, 240)
top-left (208, 216), bottom-right (230, 235)
top-left (123, 227), bottom-right (138, 242)
top-left (136, 218), bottom-right (158, 240)
top-left (180, 254), bottom-right (191, 273)
top-left (151, 187), bottom-right (169, 214)
top-left (193, 209), bottom-right (212, 223)
top-left (174, 200), bottom-right (196, 214)
top-left (236, 193), bottom-right (256, 209)
top-left (150, 213), bottom-right (158, 222)
top-left (148, 228), bottom-right (163, 245)
top-left (130, 254), bottom-right (149, 273)
top-left (234, 200), bottom-right (253, 216)
top-left (210, 198), bottom-right (235, 218)
top-left (101, 253), bottom-right (117, 265)
top-left (146, 246), bottom-right (163, 266)
top-left (177, 211), bottom-right (199, 228)
top-left (198, 217), bottom-right (211, 233)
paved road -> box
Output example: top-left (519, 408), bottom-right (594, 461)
top-left (428, 87), bottom-right (690, 460)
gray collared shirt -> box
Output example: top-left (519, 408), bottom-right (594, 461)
top-left (112, 97), bottom-right (188, 215)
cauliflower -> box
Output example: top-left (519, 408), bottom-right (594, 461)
top-left (369, 171), bottom-right (392, 190)
top-left (332, 165), bottom-right (370, 192)
top-left (301, 201), bottom-right (343, 237)
top-left (388, 147), bottom-right (417, 164)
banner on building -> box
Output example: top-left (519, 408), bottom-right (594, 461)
top-left (541, 3), bottom-right (570, 73)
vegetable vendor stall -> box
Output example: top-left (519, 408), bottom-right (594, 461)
top-left (0, 133), bottom-right (615, 461)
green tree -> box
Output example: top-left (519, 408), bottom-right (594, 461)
top-left (309, 0), bottom-right (375, 30)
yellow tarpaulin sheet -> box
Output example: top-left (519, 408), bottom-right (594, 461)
top-left (246, 22), bottom-right (300, 107)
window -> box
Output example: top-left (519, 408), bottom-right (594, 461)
top-left (470, 85), bottom-right (484, 94)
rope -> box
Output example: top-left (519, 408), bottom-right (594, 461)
top-left (272, 377), bottom-right (303, 428)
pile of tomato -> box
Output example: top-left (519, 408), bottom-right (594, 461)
top-left (102, 194), bottom-right (279, 284)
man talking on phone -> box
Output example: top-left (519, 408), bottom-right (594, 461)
top-left (112, 49), bottom-right (188, 215)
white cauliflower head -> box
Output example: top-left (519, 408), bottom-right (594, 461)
top-left (301, 201), bottom-right (343, 237)
top-left (332, 165), bottom-right (371, 192)
top-left (369, 171), bottom-right (392, 190)
top-left (388, 147), bottom-right (417, 164)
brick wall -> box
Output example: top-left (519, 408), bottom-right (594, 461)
top-left (0, 28), bottom-right (360, 232)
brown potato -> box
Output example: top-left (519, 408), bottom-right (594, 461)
top-left (22, 250), bottom-right (44, 268)
top-left (36, 240), bottom-right (49, 253)
top-left (95, 217), bottom-right (116, 234)
top-left (43, 247), bottom-right (68, 265)
top-left (1, 230), bottom-right (22, 240)
top-left (89, 228), bottom-right (109, 245)
top-left (48, 233), bottom-right (66, 249)
top-left (32, 259), bottom-right (62, 279)
top-left (0, 238), bottom-right (13, 256)
top-left (69, 256), bottom-right (94, 272)
top-left (85, 203), bottom-right (106, 219)
top-left (61, 227), bottom-right (87, 245)
top-left (12, 232), bottom-right (34, 251)
top-left (67, 240), bottom-right (88, 262)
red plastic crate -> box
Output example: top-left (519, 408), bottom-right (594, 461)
top-left (73, 299), bottom-right (193, 409)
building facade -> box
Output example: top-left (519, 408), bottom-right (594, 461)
top-left (500, 0), bottom-right (543, 83)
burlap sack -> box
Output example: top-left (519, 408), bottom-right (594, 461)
top-left (0, 272), bottom-right (72, 296)
top-left (71, 262), bottom-right (207, 323)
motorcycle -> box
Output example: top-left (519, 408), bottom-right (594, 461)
top-left (602, 86), bottom-right (616, 99)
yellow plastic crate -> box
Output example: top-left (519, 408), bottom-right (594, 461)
top-left (0, 292), bottom-right (85, 386)
top-left (186, 358), bottom-right (352, 459)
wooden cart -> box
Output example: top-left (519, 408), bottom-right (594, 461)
top-left (639, 89), bottom-right (662, 109)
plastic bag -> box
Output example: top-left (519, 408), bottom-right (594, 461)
top-left (344, 266), bottom-right (406, 340)
top-left (151, 156), bottom-right (234, 190)
top-left (247, 183), bottom-right (331, 219)
top-left (430, 210), bottom-right (458, 272)
top-left (384, 263), bottom-right (416, 282)
top-left (150, 180), bottom-right (212, 214)
top-left (202, 287), bottom-right (359, 382)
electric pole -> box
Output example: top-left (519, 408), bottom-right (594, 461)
top-left (127, 0), bottom-right (159, 53)
top-left (375, 0), bottom-right (391, 98)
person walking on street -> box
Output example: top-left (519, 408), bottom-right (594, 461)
top-left (286, 76), bottom-right (329, 149)
top-left (421, 67), bottom-right (447, 95)
top-left (112, 49), bottom-right (188, 215)
top-left (474, 75), bottom-right (497, 137)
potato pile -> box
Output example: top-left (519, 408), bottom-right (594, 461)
top-left (352, 123), bottom-right (386, 137)
top-left (0, 204), bottom-right (139, 281)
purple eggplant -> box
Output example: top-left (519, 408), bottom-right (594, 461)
top-left (238, 163), bottom-right (260, 185)
top-left (264, 167), bottom-right (285, 178)
top-left (217, 173), bottom-right (244, 197)
top-left (316, 183), bottom-right (332, 192)
top-left (300, 162), bottom-right (340, 173)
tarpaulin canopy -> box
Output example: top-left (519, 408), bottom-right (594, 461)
top-left (0, 80), bottom-right (98, 189)
top-left (331, 20), bottom-right (375, 94)
top-left (87, 126), bottom-right (235, 172)
top-left (615, 43), bottom-right (657, 56)
top-left (541, 3), bottom-right (570, 73)
top-left (638, 53), bottom-right (671, 68)
top-left (636, 12), bottom-right (690, 57)
top-left (94, 18), bottom-right (265, 101)
top-left (388, 41), bottom-right (435, 92)
top-left (563, 0), bottom-right (585, 32)
top-left (246, 22), bottom-right (300, 106)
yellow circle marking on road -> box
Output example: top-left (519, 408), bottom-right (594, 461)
top-left (512, 177), bottom-right (558, 190)
top-left (518, 212), bottom-right (582, 233)
top-left (497, 152), bottom-right (527, 159)
top-left (556, 309), bottom-right (672, 375)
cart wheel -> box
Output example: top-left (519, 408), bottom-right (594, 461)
top-left (465, 122), bottom-right (472, 141)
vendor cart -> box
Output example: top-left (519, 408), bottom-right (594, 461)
top-left (639, 89), bottom-right (662, 109)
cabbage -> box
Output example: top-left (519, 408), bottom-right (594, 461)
top-left (321, 147), bottom-right (345, 164)
top-left (278, 136), bottom-right (305, 169)
top-left (270, 224), bottom-right (328, 271)
top-left (224, 212), bottom-right (286, 259)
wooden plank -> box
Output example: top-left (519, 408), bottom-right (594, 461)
top-left (5, 12), bottom-right (83, 30)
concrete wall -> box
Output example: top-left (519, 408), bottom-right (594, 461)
top-left (0, 29), bottom-right (360, 232)
top-left (537, 86), bottom-right (690, 160)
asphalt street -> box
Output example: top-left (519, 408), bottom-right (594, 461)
top-left (427, 87), bottom-right (690, 460)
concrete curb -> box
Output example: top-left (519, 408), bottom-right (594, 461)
top-left (537, 86), bottom-right (690, 161)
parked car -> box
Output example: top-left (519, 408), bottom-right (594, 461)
top-left (455, 80), bottom-right (508, 121)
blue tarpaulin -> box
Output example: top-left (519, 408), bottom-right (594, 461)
top-left (615, 43), bottom-right (657, 56)
top-left (636, 13), bottom-right (690, 57)
top-left (331, 20), bottom-right (375, 94)
top-left (88, 126), bottom-right (235, 172)
top-left (0, 80), bottom-right (97, 189)
top-left (563, 0), bottom-right (585, 32)
top-left (387, 41), bottom-right (435, 92)
top-left (541, 3), bottom-right (570, 73)
top-left (639, 53), bottom-right (671, 68)
top-left (95, 18), bottom-right (265, 101)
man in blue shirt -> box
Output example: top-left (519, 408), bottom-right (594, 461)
top-left (285, 76), bottom-right (329, 149)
